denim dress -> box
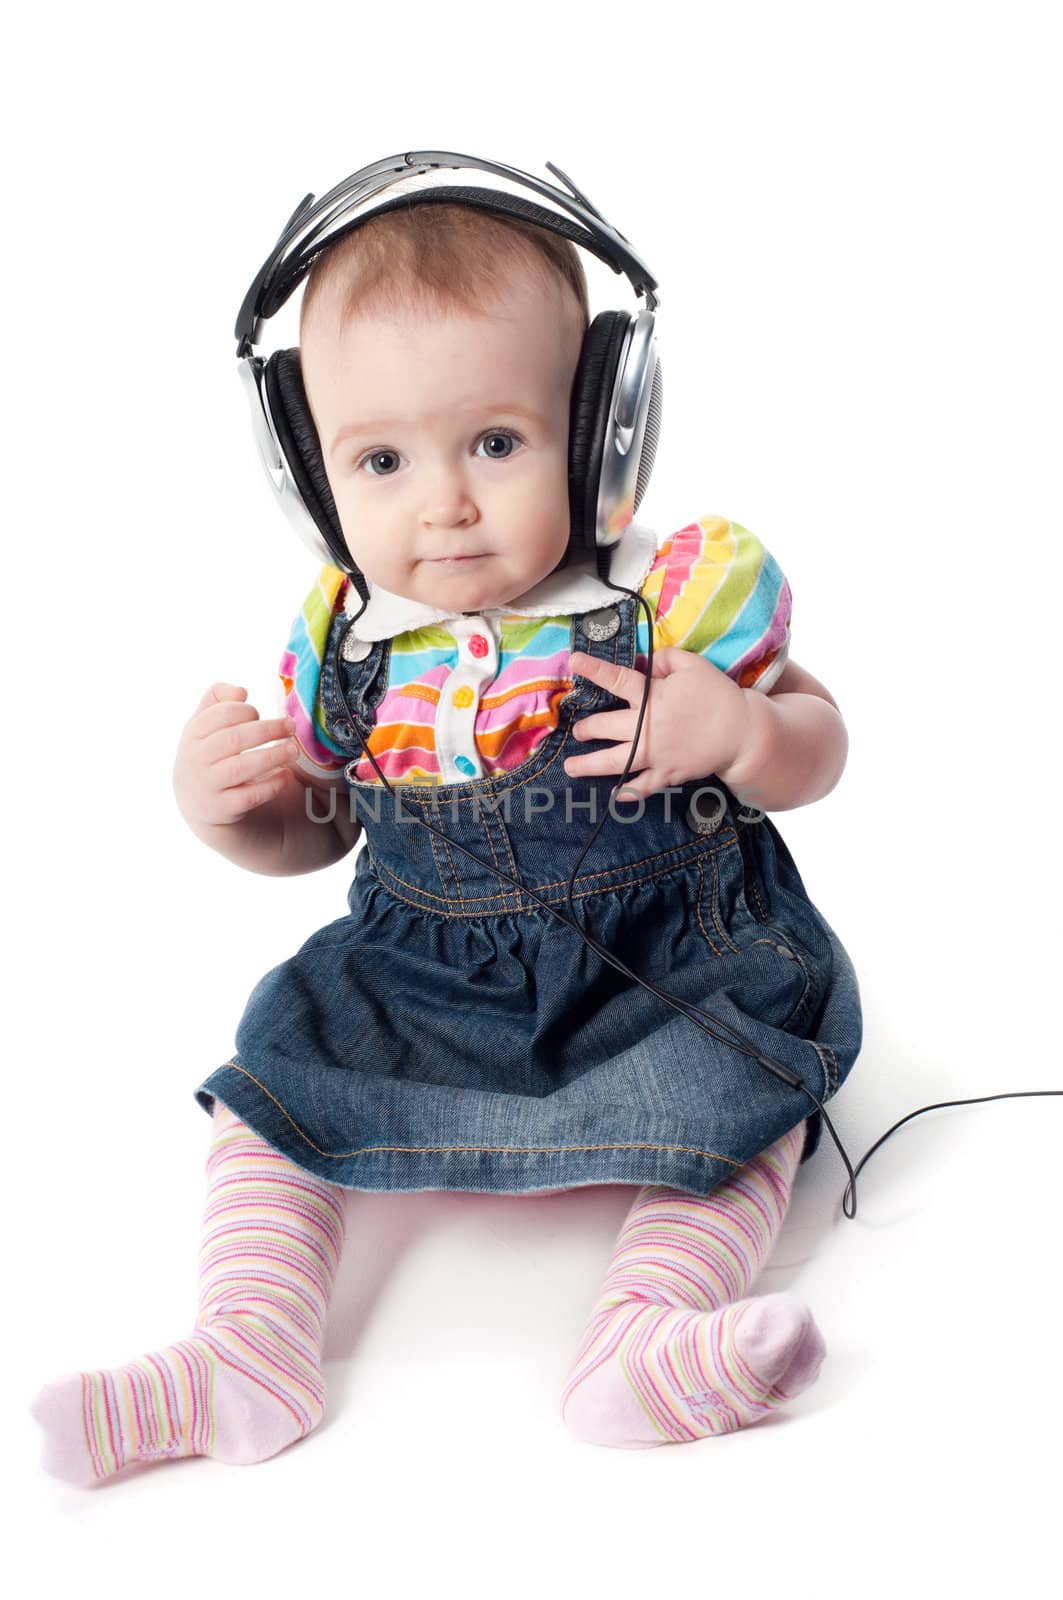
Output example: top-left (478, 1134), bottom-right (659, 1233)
top-left (194, 593), bottom-right (863, 1195)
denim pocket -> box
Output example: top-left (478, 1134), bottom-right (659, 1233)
top-left (692, 836), bottom-right (821, 1036)
top-left (691, 840), bottom-right (747, 957)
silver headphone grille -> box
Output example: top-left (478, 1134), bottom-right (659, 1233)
top-left (633, 360), bottom-right (663, 514)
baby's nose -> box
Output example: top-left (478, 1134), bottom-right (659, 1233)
top-left (420, 476), bottom-right (478, 527)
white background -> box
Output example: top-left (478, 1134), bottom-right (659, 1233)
top-left (6, 0), bottom-right (1060, 1592)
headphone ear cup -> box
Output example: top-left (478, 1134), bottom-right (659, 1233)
top-left (566, 310), bottom-right (632, 566)
top-left (635, 356), bottom-right (663, 515)
top-left (265, 349), bottom-right (364, 584)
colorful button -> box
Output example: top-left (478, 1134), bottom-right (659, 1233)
top-left (452, 685), bottom-right (475, 708)
top-left (468, 634), bottom-right (488, 658)
top-left (454, 755), bottom-right (477, 777)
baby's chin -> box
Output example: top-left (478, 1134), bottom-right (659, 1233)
top-left (384, 557), bottom-right (550, 612)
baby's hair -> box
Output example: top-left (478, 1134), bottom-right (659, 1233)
top-left (298, 201), bottom-right (590, 338)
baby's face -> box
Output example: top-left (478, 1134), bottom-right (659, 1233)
top-left (300, 271), bottom-right (582, 612)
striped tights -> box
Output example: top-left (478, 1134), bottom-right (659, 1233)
top-left (30, 1109), bottom-right (821, 1481)
top-left (559, 1121), bottom-right (825, 1447)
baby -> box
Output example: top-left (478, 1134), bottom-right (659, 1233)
top-left (31, 191), bottom-right (860, 1482)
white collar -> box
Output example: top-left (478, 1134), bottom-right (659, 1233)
top-left (342, 519), bottom-right (661, 640)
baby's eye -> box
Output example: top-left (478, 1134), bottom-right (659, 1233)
top-left (358, 449), bottom-right (402, 477)
top-left (475, 429), bottom-right (523, 460)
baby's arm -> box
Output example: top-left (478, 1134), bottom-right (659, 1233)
top-left (172, 682), bottom-right (360, 876)
top-left (719, 656), bottom-right (848, 813)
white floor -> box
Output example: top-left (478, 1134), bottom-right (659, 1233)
top-left (9, 6), bottom-right (1062, 1593)
top-left (14, 958), bottom-right (1061, 1595)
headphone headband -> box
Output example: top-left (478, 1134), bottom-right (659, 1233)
top-left (235, 150), bottom-right (659, 357)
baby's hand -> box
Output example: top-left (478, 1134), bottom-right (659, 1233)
top-left (173, 683), bottom-right (301, 831)
top-left (564, 648), bottom-right (754, 800)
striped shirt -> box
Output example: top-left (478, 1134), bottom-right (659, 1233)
top-left (280, 514), bottom-right (792, 786)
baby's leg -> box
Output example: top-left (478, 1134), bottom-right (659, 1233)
top-left (30, 1101), bottom-right (347, 1486)
top-left (560, 1121), bottom-right (825, 1449)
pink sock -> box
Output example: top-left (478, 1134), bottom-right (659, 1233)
top-left (30, 1102), bottom-right (346, 1486)
top-left (560, 1122), bottom-right (826, 1448)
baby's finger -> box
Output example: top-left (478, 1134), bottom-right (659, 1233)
top-left (211, 737), bottom-right (300, 794)
top-left (202, 716), bottom-right (298, 767)
top-left (216, 765), bottom-right (297, 821)
top-left (568, 652), bottom-right (646, 706)
top-left (203, 720), bottom-right (296, 768)
top-left (189, 699), bottom-right (265, 740)
top-left (194, 682), bottom-right (248, 713)
top-left (563, 746), bottom-right (645, 780)
top-left (611, 779), bottom-right (648, 802)
top-left (571, 710), bottom-right (638, 745)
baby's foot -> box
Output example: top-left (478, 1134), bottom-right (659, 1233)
top-left (30, 1311), bottom-right (327, 1487)
top-left (561, 1291), bottom-right (826, 1449)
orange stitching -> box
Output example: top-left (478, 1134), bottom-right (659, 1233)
top-left (810, 1040), bottom-right (831, 1097)
top-left (423, 827), bottom-right (454, 906)
top-left (491, 808), bottom-right (525, 913)
top-left (813, 1040), bottom-right (839, 1096)
top-left (478, 810), bottom-right (516, 912)
top-left (693, 856), bottom-right (725, 957)
top-left (437, 828), bottom-right (469, 913)
top-left (369, 832), bottom-right (741, 909)
top-left (707, 848), bottom-right (742, 955)
top-left (215, 1062), bottom-right (742, 1167)
top-left (529, 831), bottom-right (741, 890)
top-left (371, 850), bottom-right (744, 916)
top-left (749, 934), bottom-right (820, 1036)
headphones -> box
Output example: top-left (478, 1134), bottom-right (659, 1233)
top-left (234, 149), bottom-right (663, 604)
top-left (234, 151), bottom-right (1061, 1220)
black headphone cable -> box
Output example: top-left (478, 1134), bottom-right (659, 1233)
top-left (329, 580), bottom-right (1061, 1221)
